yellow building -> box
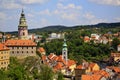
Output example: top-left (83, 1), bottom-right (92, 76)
top-left (0, 43), bottom-right (10, 69)
top-left (86, 63), bottom-right (100, 73)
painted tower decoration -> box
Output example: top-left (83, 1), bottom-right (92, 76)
top-left (18, 9), bottom-right (28, 40)
top-left (62, 39), bottom-right (68, 63)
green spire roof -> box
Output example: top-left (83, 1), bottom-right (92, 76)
top-left (18, 9), bottom-right (28, 27)
top-left (63, 39), bottom-right (67, 47)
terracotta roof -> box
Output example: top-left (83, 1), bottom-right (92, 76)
top-left (38, 47), bottom-right (45, 53)
top-left (113, 67), bottom-right (120, 73)
top-left (52, 56), bottom-right (59, 61)
top-left (5, 40), bottom-right (36, 46)
top-left (67, 60), bottom-right (76, 67)
top-left (107, 66), bottom-right (120, 73)
top-left (48, 53), bottom-right (56, 60)
top-left (89, 63), bottom-right (96, 68)
top-left (53, 62), bottom-right (64, 70)
top-left (76, 65), bottom-right (83, 69)
top-left (0, 43), bottom-right (9, 51)
top-left (42, 55), bottom-right (47, 61)
top-left (93, 70), bottom-right (109, 78)
top-left (82, 74), bottom-right (102, 80)
top-left (84, 36), bottom-right (90, 41)
top-left (57, 55), bottom-right (66, 65)
top-left (82, 75), bottom-right (91, 80)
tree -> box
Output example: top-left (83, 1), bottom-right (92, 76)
top-left (112, 38), bottom-right (120, 51)
top-left (39, 65), bottom-right (54, 80)
top-left (57, 72), bottom-right (64, 80)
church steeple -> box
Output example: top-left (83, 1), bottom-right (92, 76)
top-left (62, 39), bottom-right (68, 63)
top-left (18, 9), bottom-right (28, 40)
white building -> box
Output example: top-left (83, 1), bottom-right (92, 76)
top-left (118, 45), bottom-right (120, 52)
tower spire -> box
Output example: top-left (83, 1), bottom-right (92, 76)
top-left (18, 9), bottom-right (28, 40)
top-left (22, 8), bottom-right (24, 13)
top-left (62, 38), bottom-right (68, 63)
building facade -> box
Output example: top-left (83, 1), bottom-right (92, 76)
top-left (5, 40), bottom-right (36, 59)
top-left (18, 9), bottom-right (28, 40)
top-left (0, 43), bottom-right (10, 69)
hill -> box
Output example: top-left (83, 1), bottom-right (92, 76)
top-left (7, 22), bottom-right (120, 34)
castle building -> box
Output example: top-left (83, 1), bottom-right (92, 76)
top-left (18, 9), bottom-right (28, 40)
top-left (5, 40), bottom-right (36, 59)
top-left (4, 10), bottom-right (37, 59)
top-left (0, 43), bottom-right (10, 69)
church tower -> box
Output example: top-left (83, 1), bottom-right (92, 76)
top-left (18, 9), bottom-right (28, 40)
top-left (62, 39), bottom-right (68, 63)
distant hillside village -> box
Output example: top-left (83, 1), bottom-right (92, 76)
top-left (0, 10), bottom-right (120, 80)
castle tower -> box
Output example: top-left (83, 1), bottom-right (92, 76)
top-left (18, 9), bottom-right (28, 40)
top-left (62, 39), bottom-right (68, 63)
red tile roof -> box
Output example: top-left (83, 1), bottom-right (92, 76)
top-left (107, 66), bottom-right (120, 73)
top-left (82, 74), bottom-right (102, 80)
top-left (5, 40), bottom-right (36, 46)
top-left (89, 63), bottom-right (96, 68)
top-left (93, 70), bottom-right (109, 78)
top-left (76, 65), bottom-right (83, 69)
top-left (67, 60), bottom-right (76, 67)
top-left (38, 47), bottom-right (45, 53)
top-left (42, 55), bottom-right (47, 61)
top-left (48, 53), bottom-right (56, 60)
top-left (0, 43), bottom-right (9, 51)
top-left (53, 62), bottom-right (64, 70)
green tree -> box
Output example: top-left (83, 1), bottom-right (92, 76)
top-left (39, 65), bottom-right (54, 80)
top-left (57, 72), bottom-right (64, 80)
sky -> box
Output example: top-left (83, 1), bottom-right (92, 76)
top-left (0, 0), bottom-right (120, 32)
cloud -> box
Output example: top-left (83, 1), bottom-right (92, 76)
top-left (83, 13), bottom-right (107, 24)
top-left (89, 0), bottom-right (120, 6)
top-left (21, 0), bottom-right (49, 4)
top-left (84, 13), bottom-right (95, 19)
top-left (57, 3), bottom-right (82, 10)
top-left (114, 17), bottom-right (120, 21)
top-left (39, 9), bottom-right (51, 16)
top-left (0, 0), bottom-right (22, 9)
top-left (54, 3), bottom-right (82, 21)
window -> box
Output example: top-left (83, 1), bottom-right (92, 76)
top-left (4, 62), bottom-right (6, 64)
top-left (27, 51), bottom-right (28, 53)
top-left (31, 51), bottom-right (33, 53)
top-left (23, 32), bottom-right (25, 36)
top-left (1, 57), bottom-right (3, 59)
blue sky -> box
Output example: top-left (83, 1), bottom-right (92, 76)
top-left (0, 0), bottom-right (120, 32)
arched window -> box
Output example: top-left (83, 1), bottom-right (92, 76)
top-left (23, 32), bottom-right (25, 36)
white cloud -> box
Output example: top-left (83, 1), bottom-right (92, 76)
top-left (89, 0), bottom-right (120, 6)
top-left (114, 17), bottom-right (120, 21)
top-left (61, 13), bottom-right (79, 20)
top-left (83, 13), bottom-right (107, 24)
top-left (39, 9), bottom-right (51, 15)
top-left (21, 0), bottom-right (49, 4)
top-left (57, 3), bottom-right (82, 10)
top-left (0, 0), bottom-right (22, 9)
top-left (40, 18), bottom-right (50, 26)
top-left (53, 3), bottom-right (82, 21)
top-left (84, 13), bottom-right (95, 19)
